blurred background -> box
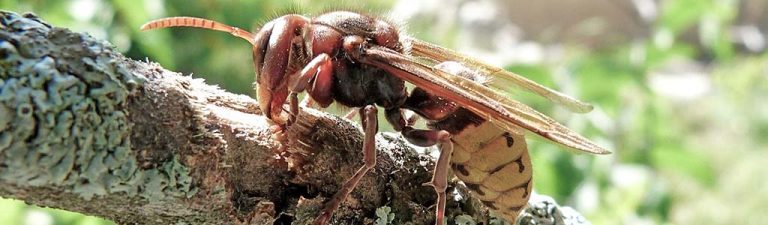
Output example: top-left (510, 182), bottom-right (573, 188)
top-left (1, 0), bottom-right (767, 224)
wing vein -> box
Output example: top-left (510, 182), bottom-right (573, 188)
top-left (355, 45), bottom-right (610, 154)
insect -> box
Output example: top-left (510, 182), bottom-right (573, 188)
top-left (142, 11), bottom-right (610, 225)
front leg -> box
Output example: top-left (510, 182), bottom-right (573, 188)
top-left (314, 105), bottom-right (379, 225)
top-left (287, 53), bottom-right (334, 126)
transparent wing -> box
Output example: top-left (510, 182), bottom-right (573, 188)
top-left (355, 44), bottom-right (610, 154)
top-left (405, 37), bottom-right (594, 113)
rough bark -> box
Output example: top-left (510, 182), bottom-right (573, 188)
top-left (0, 11), bottom-right (589, 225)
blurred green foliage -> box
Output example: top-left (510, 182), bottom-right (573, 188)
top-left (0, 197), bottom-right (112, 225)
top-left (1, 0), bottom-right (767, 225)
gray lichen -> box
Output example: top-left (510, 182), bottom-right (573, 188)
top-left (516, 193), bottom-right (591, 225)
top-left (375, 206), bottom-right (395, 225)
top-left (0, 11), bottom-right (195, 201)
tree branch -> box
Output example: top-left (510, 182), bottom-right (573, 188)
top-left (0, 11), bottom-right (590, 225)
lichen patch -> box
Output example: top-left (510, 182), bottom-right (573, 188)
top-left (0, 11), bottom-right (196, 202)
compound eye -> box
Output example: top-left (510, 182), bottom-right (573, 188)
top-left (252, 21), bottom-right (275, 84)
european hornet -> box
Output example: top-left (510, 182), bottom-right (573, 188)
top-left (142, 11), bottom-right (610, 225)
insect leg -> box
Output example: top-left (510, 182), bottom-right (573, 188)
top-left (400, 128), bottom-right (452, 225)
top-left (390, 107), bottom-right (453, 224)
top-left (287, 54), bottom-right (333, 125)
top-left (288, 94), bottom-right (299, 126)
top-left (313, 105), bottom-right (378, 225)
top-left (428, 136), bottom-right (453, 225)
top-left (343, 108), bottom-right (358, 120)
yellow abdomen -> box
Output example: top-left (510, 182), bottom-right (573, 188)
top-left (449, 121), bottom-right (533, 222)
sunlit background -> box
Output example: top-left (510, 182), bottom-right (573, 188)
top-left (1, 0), bottom-right (767, 224)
